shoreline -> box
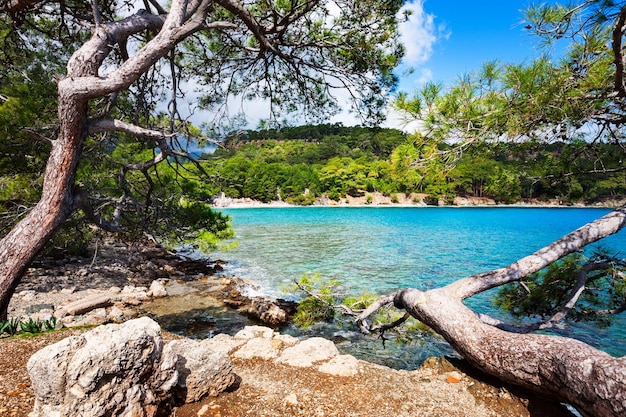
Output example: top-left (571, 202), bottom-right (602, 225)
top-left (210, 192), bottom-right (625, 209)
top-left (2, 240), bottom-right (576, 417)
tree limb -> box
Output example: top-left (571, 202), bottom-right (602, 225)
top-left (446, 206), bottom-right (626, 299)
top-left (88, 119), bottom-right (172, 140)
top-left (612, 5), bottom-right (626, 97)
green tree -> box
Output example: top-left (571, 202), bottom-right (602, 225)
top-left (0, 0), bottom-right (405, 319)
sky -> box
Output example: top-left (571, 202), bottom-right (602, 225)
top-left (397, 0), bottom-right (546, 90)
top-left (184, 1), bottom-right (566, 131)
top-left (341, 0), bottom-right (564, 128)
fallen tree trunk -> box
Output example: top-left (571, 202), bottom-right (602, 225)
top-left (358, 207), bottom-right (626, 417)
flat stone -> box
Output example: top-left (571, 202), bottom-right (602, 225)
top-left (318, 354), bottom-right (359, 377)
top-left (63, 293), bottom-right (113, 316)
top-left (203, 333), bottom-right (247, 355)
top-left (234, 325), bottom-right (274, 340)
top-left (276, 337), bottom-right (339, 368)
top-left (233, 338), bottom-right (280, 360)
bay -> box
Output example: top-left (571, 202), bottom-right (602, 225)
top-left (214, 206), bottom-right (626, 367)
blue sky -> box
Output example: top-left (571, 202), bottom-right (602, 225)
top-left (396, 0), bottom-right (559, 91)
top-left (369, 0), bottom-right (565, 128)
top-left (188, 1), bottom-right (566, 130)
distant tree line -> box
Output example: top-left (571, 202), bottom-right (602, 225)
top-left (199, 124), bottom-right (626, 205)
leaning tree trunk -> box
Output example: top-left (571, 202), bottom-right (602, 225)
top-left (359, 208), bottom-right (626, 417)
top-left (394, 288), bottom-right (626, 417)
top-left (0, 91), bottom-right (88, 320)
top-left (0, 4), bottom-right (184, 319)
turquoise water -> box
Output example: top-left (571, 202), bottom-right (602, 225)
top-left (214, 207), bottom-right (626, 363)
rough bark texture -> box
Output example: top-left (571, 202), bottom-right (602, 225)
top-left (394, 288), bottom-right (626, 417)
top-left (0, 0), bottom-right (201, 319)
top-left (0, 93), bottom-right (86, 319)
top-left (358, 207), bottom-right (626, 417)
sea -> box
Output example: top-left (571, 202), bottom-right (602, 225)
top-left (203, 206), bottom-right (626, 369)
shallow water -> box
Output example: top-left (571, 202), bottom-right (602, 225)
top-left (149, 207), bottom-right (626, 369)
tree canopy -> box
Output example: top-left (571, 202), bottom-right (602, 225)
top-left (0, 0), bottom-right (406, 319)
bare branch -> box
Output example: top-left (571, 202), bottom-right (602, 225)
top-left (88, 119), bottom-right (172, 140)
top-left (356, 291), bottom-right (400, 334)
top-left (446, 206), bottom-right (626, 299)
top-left (72, 186), bottom-right (121, 232)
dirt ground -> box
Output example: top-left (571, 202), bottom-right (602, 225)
top-left (1, 328), bottom-right (572, 417)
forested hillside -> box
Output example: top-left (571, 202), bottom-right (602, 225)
top-left (199, 124), bottom-right (626, 205)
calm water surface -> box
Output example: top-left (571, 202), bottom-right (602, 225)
top-left (208, 207), bottom-right (626, 367)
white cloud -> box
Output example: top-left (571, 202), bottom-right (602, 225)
top-left (398, 1), bottom-right (439, 66)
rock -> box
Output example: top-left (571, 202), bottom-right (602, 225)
top-left (276, 337), bottom-right (339, 368)
top-left (240, 297), bottom-right (297, 326)
top-left (27, 317), bottom-right (178, 417)
top-left (107, 306), bottom-right (125, 323)
top-left (273, 333), bottom-right (299, 347)
top-left (259, 304), bottom-right (287, 325)
top-left (203, 333), bottom-right (247, 355)
top-left (318, 354), bottom-right (359, 377)
top-left (19, 290), bottom-right (36, 302)
top-left (148, 280), bottom-right (168, 298)
top-left (167, 339), bottom-right (237, 403)
top-left (234, 325), bottom-right (274, 340)
top-left (233, 338), bottom-right (281, 360)
top-left (108, 286), bottom-right (122, 294)
top-left (61, 293), bottom-right (113, 316)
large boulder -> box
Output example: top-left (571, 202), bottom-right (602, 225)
top-left (168, 339), bottom-right (238, 403)
top-left (27, 317), bottom-right (237, 417)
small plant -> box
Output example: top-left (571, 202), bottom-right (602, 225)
top-left (290, 273), bottom-right (341, 328)
top-left (0, 316), bottom-right (58, 337)
top-left (293, 296), bottom-right (336, 327)
top-left (43, 316), bottom-right (57, 331)
top-left (0, 317), bottom-right (20, 336)
top-left (20, 318), bottom-right (44, 334)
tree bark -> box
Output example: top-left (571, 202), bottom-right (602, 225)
top-left (394, 288), bottom-right (626, 417)
top-left (358, 207), bottom-right (626, 417)
top-left (0, 91), bottom-right (87, 319)
top-left (0, 3), bottom-right (189, 319)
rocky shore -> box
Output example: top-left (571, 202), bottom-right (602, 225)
top-left (210, 190), bottom-right (626, 209)
top-left (1, 238), bottom-right (573, 417)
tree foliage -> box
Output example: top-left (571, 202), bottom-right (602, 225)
top-left (0, 0), bottom-right (407, 320)
top-left (203, 124), bottom-right (626, 204)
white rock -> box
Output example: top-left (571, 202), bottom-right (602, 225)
top-left (107, 306), bottom-right (125, 323)
top-left (62, 293), bottom-right (112, 316)
top-left (233, 338), bottom-right (281, 360)
top-left (273, 334), bottom-right (299, 347)
top-left (276, 337), bottom-right (339, 368)
top-left (148, 280), bottom-right (168, 298)
top-left (234, 325), bottom-right (274, 340)
top-left (203, 333), bottom-right (247, 355)
top-left (167, 339), bottom-right (237, 403)
top-left (108, 286), bottom-right (122, 294)
top-left (318, 354), bottom-right (359, 376)
top-left (28, 317), bottom-right (178, 417)
top-left (19, 290), bottom-right (36, 301)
